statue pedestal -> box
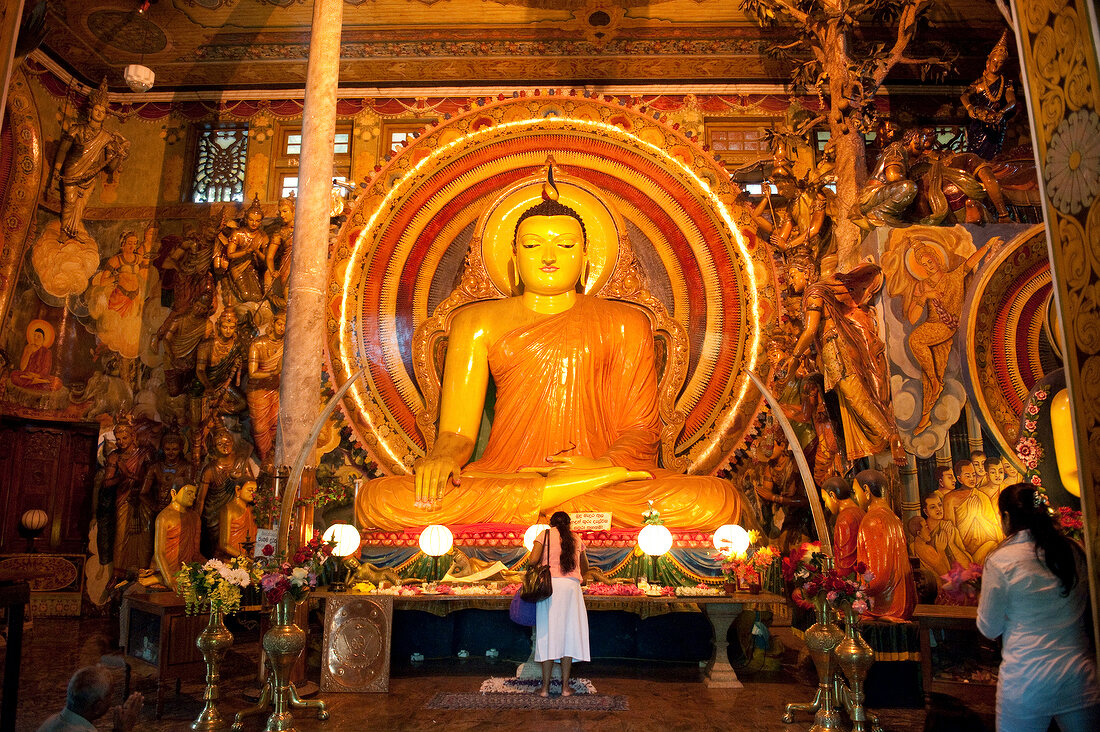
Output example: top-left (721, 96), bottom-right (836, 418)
top-left (702, 602), bottom-right (744, 688)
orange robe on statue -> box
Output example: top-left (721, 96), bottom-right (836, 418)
top-left (356, 296), bottom-right (743, 530)
top-left (856, 502), bottom-right (917, 620)
top-left (159, 507), bottom-right (202, 577)
top-left (834, 504), bottom-right (865, 577)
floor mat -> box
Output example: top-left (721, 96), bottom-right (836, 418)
top-left (478, 677), bottom-right (597, 694)
top-left (426, 692), bottom-right (628, 711)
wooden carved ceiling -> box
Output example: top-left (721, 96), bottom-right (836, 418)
top-left (31, 0), bottom-right (1010, 93)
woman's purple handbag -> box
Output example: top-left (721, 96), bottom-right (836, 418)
top-left (509, 591), bottom-right (537, 626)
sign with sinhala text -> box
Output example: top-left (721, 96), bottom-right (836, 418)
top-left (569, 512), bottom-right (612, 531)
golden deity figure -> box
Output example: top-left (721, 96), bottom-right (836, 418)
top-left (962, 31), bottom-right (1017, 160)
top-left (141, 429), bottom-right (195, 513)
top-left (104, 418), bottom-right (154, 573)
top-left (942, 459), bottom-right (1002, 564)
top-left (355, 168), bottom-right (749, 531)
top-left (246, 312), bottom-right (285, 463)
top-left (221, 195), bottom-right (268, 303)
top-left (144, 483), bottom-right (203, 591)
top-left (264, 195), bottom-right (295, 310)
top-left (218, 480), bottom-right (257, 558)
top-left (781, 257), bottom-right (904, 464)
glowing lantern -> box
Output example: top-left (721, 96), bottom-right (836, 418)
top-left (418, 524), bottom-right (454, 557)
top-left (523, 523), bottom-right (551, 552)
top-left (323, 523), bottom-right (362, 558)
top-left (712, 524), bottom-right (751, 557)
top-left (21, 509), bottom-right (48, 532)
top-left (637, 524), bottom-right (673, 556)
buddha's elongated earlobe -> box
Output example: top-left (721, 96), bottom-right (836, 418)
top-left (508, 256), bottom-right (521, 294)
top-left (582, 258), bottom-right (591, 292)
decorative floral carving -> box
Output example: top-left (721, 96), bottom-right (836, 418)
top-left (1043, 109), bottom-right (1100, 216)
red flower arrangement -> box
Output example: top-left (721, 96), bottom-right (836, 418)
top-left (720, 545), bottom-right (778, 588)
top-left (1055, 506), bottom-right (1085, 542)
top-left (781, 542), bottom-right (873, 615)
top-left (256, 530), bottom-right (335, 605)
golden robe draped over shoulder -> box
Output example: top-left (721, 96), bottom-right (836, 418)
top-left (356, 296), bottom-right (743, 530)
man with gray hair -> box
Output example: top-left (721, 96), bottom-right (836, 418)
top-left (37, 665), bottom-right (142, 731)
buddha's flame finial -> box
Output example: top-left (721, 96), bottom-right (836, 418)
top-left (542, 156), bottom-right (559, 202)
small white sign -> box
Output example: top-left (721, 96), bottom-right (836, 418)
top-left (254, 528), bottom-right (278, 558)
top-left (569, 512), bottom-right (612, 531)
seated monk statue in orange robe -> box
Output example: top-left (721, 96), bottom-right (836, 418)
top-left (355, 194), bottom-right (747, 531)
top-left (141, 484), bottom-right (202, 591)
top-left (855, 469), bottom-right (916, 621)
top-left (822, 476), bottom-right (864, 577)
top-left (218, 480), bottom-right (258, 558)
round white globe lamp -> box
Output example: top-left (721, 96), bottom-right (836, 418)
top-left (419, 524), bottom-right (454, 582)
top-left (712, 524), bottom-right (751, 557)
top-left (523, 523), bottom-right (551, 552)
top-left (323, 523), bottom-right (362, 558)
top-left (19, 509), bottom-right (49, 553)
top-left (637, 524), bottom-right (673, 585)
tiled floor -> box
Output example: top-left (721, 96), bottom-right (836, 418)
top-left (6, 615), bottom-right (991, 731)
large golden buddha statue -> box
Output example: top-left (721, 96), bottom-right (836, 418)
top-left (355, 170), bottom-right (747, 531)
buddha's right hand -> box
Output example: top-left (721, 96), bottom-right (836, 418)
top-left (413, 454), bottom-right (462, 509)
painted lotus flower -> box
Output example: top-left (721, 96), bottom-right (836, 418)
top-left (1044, 108), bottom-right (1100, 216)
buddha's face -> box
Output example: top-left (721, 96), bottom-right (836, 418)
top-left (923, 494), bottom-right (944, 521)
top-left (238, 481), bottom-right (256, 503)
top-left (957, 464), bottom-right (977, 489)
top-left (514, 215), bottom-right (585, 295)
top-left (987, 461), bottom-right (1004, 487)
top-left (988, 48), bottom-right (1007, 74)
top-left (176, 484), bottom-right (197, 508)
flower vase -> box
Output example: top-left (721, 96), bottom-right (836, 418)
top-left (834, 604), bottom-right (876, 732)
top-left (782, 593), bottom-right (845, 729)
top-left (722, 581), bottom-right (737, 595)
top-left (192, 606), bottom-right (234, 731)
top-left (232, 597), bottom-right (328, 732)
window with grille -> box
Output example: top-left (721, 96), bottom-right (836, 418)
top-left (272, 123), bottom-right (353, 200)
top-left (379, 120), bottom-right (437, 159)
top-left (707, 122), bottom-right (771, 164)
top-left (190, 125), bottom-right (249, 203)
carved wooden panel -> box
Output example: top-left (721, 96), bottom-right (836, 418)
top-left (320, 595), bottom-right (392, 693)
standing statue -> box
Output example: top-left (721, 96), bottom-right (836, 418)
top-left (220, 195), bottom-right (268, 304)
top-left (942, 459), bottom-right (1003, 564)
top-left (162, 293), bottom-right (214, 399)
top-left (46, 79), bottom-right (129, 239)
top-left (218, 480), bottom-right (258, 558)
top-left (102, 417), bottom-right (153, 573)
top-left (247, 311), bottom-right (285, 464)
top-left (780, 257), bottom-right (903, 464)
top-left (821, 476), bottom-right (865, 577)
top-left (141, 429), bottom-right (195, 514)
top-left (855, 470), bottom-right (917, 621)
top-left (196, 428), bottom-right (254, 558)
top-left (888, 235), bottom-right (996, 434)
top-left (146, 484), bottom-right (202, 591)
top-left (153, 209), bottom-right (224, 349)
top-left (355, 173), bottom-right (749, 530)
top-left (265, 195), bottom-right (295, 310)
top-left (962, 32), bottom-right (1017, 160)
top-left (193, 308), bottom-right (246, 430)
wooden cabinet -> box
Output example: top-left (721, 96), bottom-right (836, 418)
top-left (0, 420), bottom-right (97, 554)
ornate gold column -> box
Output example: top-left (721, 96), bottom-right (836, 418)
top-left (276, 0), bottom-right (343, 476)
top-left (0, 0), bottom-right (25, 137)
top-left (1010, 0), bottom-right (1100, 657)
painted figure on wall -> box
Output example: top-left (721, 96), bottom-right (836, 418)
top-left (911, 492), bottom-right (973, 579)
top-left (962, 31), bottom-right (1017, 160)
top-left (356, 175), bottom-right (749, 530)
top-left (46, 79), bottom-right (129, 239)
top-left (102, 418), bottom-right (153, 573)
top-left (822, 476), bottom-right (864, 577)
top-left (9, 319), bottom-right (63, 392)
top-left (86, 229), bottom-right (153, 360)
top-left (932, 465), bottom-right (956, 501)
top-left (855, 469), bottom-right (917, 621)
top-left (220, 195), bottom-right (268, 304)
top-left (218, 480), bottom-right (257, 558)
top-left (885, 234), bottom-right (996, 434)
top-left (246, 311), bottom-right (284, 464)
top-left (780, 257), bottom-right (903, 463)
top-left (196, 428), bottom-right (253, 558)
top-left (141, 430), bottom-right (195, 513)
top-left (942, 459), bottom-right (1003, 564)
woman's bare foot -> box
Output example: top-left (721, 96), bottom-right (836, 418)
top-left (561, 685), bottom-right (574, 697)
top-left (538, 689), bottom-right (550, 698)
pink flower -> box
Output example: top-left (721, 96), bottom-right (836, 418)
top-left (1025, 403), bottom-right (1040, 416)
top-left (827, 590), bottom-right (838, 602)
top-left (851, 599), bottom-right (867, 614)
top-left (262, 544), bottom-right (274, 556)
top-left (1031, 475), bottom-right (1043, 486)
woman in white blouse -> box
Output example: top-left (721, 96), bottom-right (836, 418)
top-left (977, 483), bottom-right (1100, 731)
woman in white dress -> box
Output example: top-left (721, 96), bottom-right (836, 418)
top-left (977, 483), bottom-right (1100, 732)
top-left (532, 511), bottom-right (590, 697)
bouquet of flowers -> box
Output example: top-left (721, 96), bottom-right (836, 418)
top-left (255, 530), bottom-right (335, 605)
top-left (719, 543), bottom-right (778, 588)
top-left (175, 556), bottom-right (259, 615)
top-left (822, 561), bottom-right (874, 616)
top-left (1054, 506), bottom-right (1085, 543)
top-left (940, 562), bottom-right (982, 606)
top-left (781, 541), bottom-right (827, 605)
